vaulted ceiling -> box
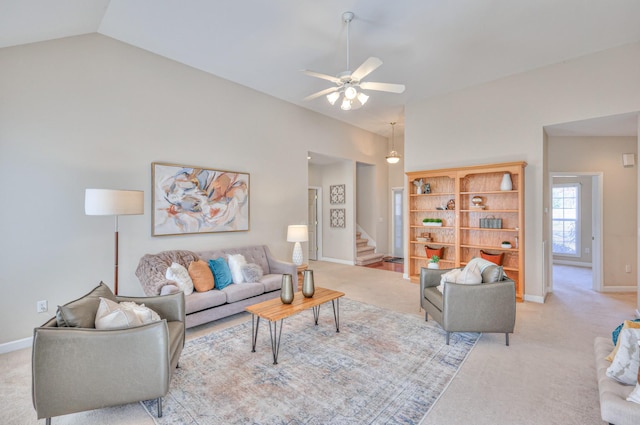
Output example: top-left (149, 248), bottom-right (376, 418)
top-left (3, 0), bottom-right (640, 138)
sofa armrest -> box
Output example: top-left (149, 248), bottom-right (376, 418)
top-left (264, 246), bottom-right (299, 289)
top-left (116, 292), bottom-right (185, 323)
top-left (442, 279), bottom-right (516, 333)
top-left (32, 320), bottom-right (171, 420)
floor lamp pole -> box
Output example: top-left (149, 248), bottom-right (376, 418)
top-left (114, 215), bottom-right (119, 295)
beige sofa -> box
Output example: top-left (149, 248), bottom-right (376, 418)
top-left (136, 245), bottom-right (297, 328)
top-left (32, 283), bottom-right (185, 424)
top-left (594, 336), bottom-right (640, 425)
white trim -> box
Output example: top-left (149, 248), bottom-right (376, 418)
top-left (0, 337), bottom-right (32, 354)
top-left (599, 286), bottom-right (638, 293)
top-left (524, 294), bottom-right (545, 304)
top-left (320, 257), bottom-right (355, 266)
top-left (553, 259), bottom-right (592, 267)
top-left (635, 309), bottom-right (640, 319)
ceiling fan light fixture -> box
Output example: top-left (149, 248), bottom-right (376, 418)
top-left (344, 85), bottom-right (358, 100)
top-left (357, 92), bottom-right (369, 105)
top-left (341, 98), bottom-right (352, 111)
top-left (327, 91), bottom-right (340, 105)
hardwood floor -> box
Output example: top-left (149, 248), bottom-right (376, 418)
top-left (362, 257), bottom-right (404, 273)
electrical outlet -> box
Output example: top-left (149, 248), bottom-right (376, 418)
top-left (37, 300), bottom-right (48, 313)
top-left (584, 247), bottom-right (590, 254)
top-left (625, 265), bottom-right (632, 273)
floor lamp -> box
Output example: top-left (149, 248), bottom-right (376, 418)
top-left (85, 189), bottom-right (144, 295)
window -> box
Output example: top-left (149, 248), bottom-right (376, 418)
top-left (552, 183), bottom-right (580, 256)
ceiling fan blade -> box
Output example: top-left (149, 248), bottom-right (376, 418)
top-left (302, 70), bottom-right (341, 84)
top-left (303, 86), bottom-right (339, 101)
top-left (360, 81), bottom-right (406, 93)
top-left (351, 57), bottom-right (383, 82)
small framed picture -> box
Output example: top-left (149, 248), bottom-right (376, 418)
top-left (330, 209), bottom-right (345, 228)
top-left (330, 184), bottom-right (345, 204)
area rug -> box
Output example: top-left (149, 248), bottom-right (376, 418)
top-left (384, 257), bottom-right (404, 264)
top-left (142, 299), bottom-right (478, 425)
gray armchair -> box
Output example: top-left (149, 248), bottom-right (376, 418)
top-left (32, 284), bottom-right (185, 425)
top-left (420, 265), bottom-right (516, 345)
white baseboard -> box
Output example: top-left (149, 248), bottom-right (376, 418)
top-left (320, 257), bottom-right (355, 266)
top-left (0, 337), bottom-right (32, 354)
top-left (599, 286), bottom-right (638, 293)
top-left (524, 294), bottom-right (545, 304)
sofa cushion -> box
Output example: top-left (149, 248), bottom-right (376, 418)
top-left (188, 260), bottom-right (215, 292)
top-left (185, 290), bottom-right (227, 315)
top-left (260, 274), bottom-right (282, 292)
top-left (223, 282), bottom-right (264, 303)
top-left (607, 328), bottom-right (640, 385)
top-left (197, 246), bottom-right (270, 275)
top-left (242, 263), bottom-right (264, 283)
top-left (166, 262), bottom-right (194, 295)
top-left (209, 258), bottom-right (233, 290)
top-left (56, 282), bottom-right (117, 328)
top-left (228, 254), bottom-right (247, 284)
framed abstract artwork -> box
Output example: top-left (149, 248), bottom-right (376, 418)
top-left (330, 184), bottom-right (345, 204)
top-left (330, 208), bottom-right (345, 228)
top-left (152, 162), bottom-right (250, 236)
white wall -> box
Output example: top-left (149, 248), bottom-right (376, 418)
top-left (0, 34), bottom-right (389, 344)
top-left (406, 42), bottom-right (640, 306)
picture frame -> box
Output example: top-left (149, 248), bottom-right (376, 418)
top-left (152, 162), bottom-right (250, 236)
top-left (330, 208), bottom-right (345, 228)
top-left (330, 184), bottom-right (345, 204)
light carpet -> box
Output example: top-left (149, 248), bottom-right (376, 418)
top-left (142, 298), bottom-right (478, 425)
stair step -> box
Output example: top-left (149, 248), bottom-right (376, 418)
top-left (357, 245), bottom-right (375, 255)
top-left (356, 238), bottom-right (368, 247)
top-left (355, 253), bottom-right (385, 266)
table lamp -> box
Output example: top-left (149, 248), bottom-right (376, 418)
top-left (287, 225), bottom-right (308, 266)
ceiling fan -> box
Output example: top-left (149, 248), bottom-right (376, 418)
top-left (303, 11), bottom-right (406, 111)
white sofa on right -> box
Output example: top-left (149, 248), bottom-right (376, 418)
top-left (594, 337), bottom-right (640, 425)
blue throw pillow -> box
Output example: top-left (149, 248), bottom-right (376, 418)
top-left (612, 319), bottom-right (640, 345)
top-left (209, 258), bottom-right (233, 290)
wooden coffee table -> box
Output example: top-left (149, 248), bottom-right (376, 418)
top-left (245, 287), bottom-right (345, 364)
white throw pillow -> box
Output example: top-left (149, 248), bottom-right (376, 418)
top-left (453, 262), bottom-right (482, 285)
top-left (165, 262), bottom-right (194, 295)
top-left (227, 254), bottom-right (247, 284)
top-left (607, 328), bottom-right (640, 385)
top-left (120, 301), bottom-right (161, 323)
top-left (440, 269), bottom-right (461, 286)
top-left (95, 297), bottom-right (142, 330)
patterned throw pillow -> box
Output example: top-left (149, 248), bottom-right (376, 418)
top-left (165, 262), bottom-right (194, 295)
top-left (607, 320), bottom-right (640, 361)
top-left (209, 258), bottom-right (233, 290)
top-left (188, 260), bottom-right (215, 292)
top-left (241, 263), bottom-right (264, 283)
top-left (627, 341), bottom-right (640, 404)
top-left (227, 254), bottom-right (247, 284)
top-left (606, 328), bottom-right (640, 385)
top-left (613, 319), bottom-right (640, 345)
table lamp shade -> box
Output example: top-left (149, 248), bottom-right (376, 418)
top-left (85, 189), bottom-right (144, 216)
top-left (287, 225), bottom-right (308, 242)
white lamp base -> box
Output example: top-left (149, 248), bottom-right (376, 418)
top-left (292, 242), bottom-right (304, 266)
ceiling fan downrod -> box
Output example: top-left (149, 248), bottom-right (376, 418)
top-left (343, 11), bottom-right (354, 73)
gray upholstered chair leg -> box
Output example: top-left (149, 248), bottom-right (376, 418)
top-left (46, 419), bottom-right (51, 425)
top-left (425, 311), bottom-right (428, 321)
top-left (157, 397), bottom-right (163, 417)
top-left (446, 331), bottom-right (450, 345)
top-left (505, 333), bottom-right (510, 346)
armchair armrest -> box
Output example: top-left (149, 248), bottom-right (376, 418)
top-left (32, 321), bottom-right (171, 420)
top-left (442, 280), bottom-right (516, 333)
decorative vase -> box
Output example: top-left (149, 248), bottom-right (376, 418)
top-left (280, 274), bottom-right (294, 304)
top-left (302, 269), bottom-right (315, 298)
top-left (500, 173), bottom-right (513, 191)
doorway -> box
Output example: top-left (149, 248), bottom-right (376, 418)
top-left (548, 172), bottom-right (603, 293)
top-left (391, 187), bottom-right (404, 258)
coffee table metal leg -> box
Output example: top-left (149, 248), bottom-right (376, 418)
top-left (268, 319), bottom-right (284, 365)
top-left (312, 305), bottom-right (320, 325)
top-left (251, 315), bottom-right (260, 352)
top-left (332, 298), bottom-right (340, 332)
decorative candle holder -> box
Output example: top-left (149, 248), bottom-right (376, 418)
top-left (302, 270), bottom-right (315, 298)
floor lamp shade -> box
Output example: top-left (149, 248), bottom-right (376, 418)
top-left (85, 189), bottom-right (144, 295)
top-left (287, 225), bottom-right (308, 266)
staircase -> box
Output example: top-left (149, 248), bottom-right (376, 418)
top-left (355, 232), bottom-right (385, 266)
